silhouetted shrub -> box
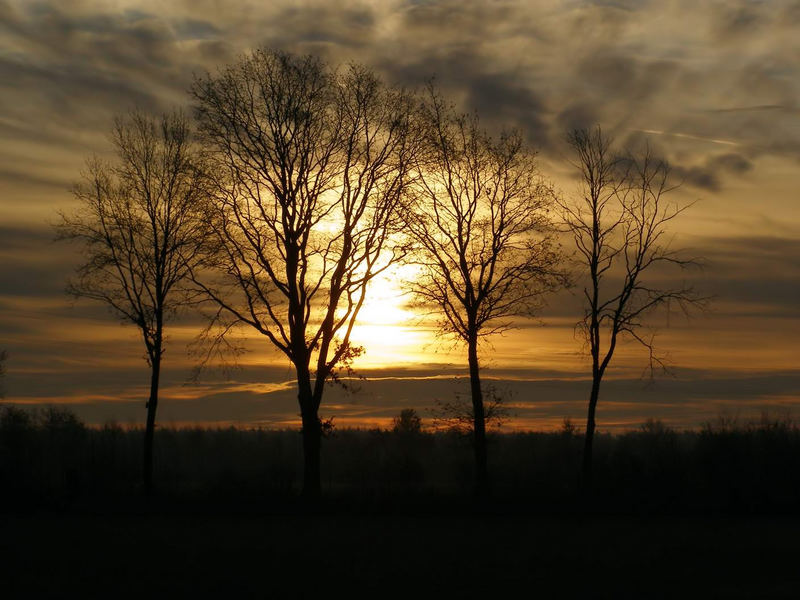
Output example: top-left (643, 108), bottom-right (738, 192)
top-left (392, 409), bottom-right (423, 434)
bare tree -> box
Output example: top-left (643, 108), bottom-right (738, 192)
top-left (404, 87), bottom-right (564, 496)
top-left (561, 126), bottom-right (703, 483)
top-left (56, 110), bottom-right (209, 494)
top-left (190, 49), bottom-right (416, 499)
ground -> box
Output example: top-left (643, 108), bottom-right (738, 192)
top-left (2, 510), bottom-right (799, 598)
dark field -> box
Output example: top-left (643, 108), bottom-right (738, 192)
top-left (4, 512), bottom-right (800, 598)
top-left (3, 407), bottom-right (800, 597)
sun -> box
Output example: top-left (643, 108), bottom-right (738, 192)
top-left (346, 264), bottom-right (432, 368)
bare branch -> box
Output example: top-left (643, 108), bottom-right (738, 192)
top-left (190, 51), bottom-right (417, 492)
top-left (560, 125), bottom-right (707, 479)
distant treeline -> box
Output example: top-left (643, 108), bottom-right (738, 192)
top-left (2, 405), bottom-right (799, 514)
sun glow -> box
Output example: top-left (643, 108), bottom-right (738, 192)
top-left (347, 265), bottom-right (438, 368)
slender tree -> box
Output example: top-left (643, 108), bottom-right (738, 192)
top-left (561, 126), bottom-right (703, 483)
top-left (190, 49), bottom-right (416, 499)
top-left (56, 110), bottom-right (208, 494)
top-left (404, 87), bottom-right (564, 496)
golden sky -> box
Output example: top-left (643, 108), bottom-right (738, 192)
top-left (1, 0), bottom-right (799, 430)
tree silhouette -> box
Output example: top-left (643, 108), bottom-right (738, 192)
top-left (56, 110), bottom-right (209, 494)
top-left (561, 126), bottom-right (704, 483)
top-left (404, 86), bottom-right (564, 496)
top-left (392, 408), bottom-right (423, 434)
top-left (190, 49), bottom-right (416, 499)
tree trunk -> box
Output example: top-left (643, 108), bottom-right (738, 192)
top-left (296, 364), bottom-right (321, 501)
top-left (143, 352), bottom-right (161, 496)
top-left (468, 337), bottom-right (488, 498)
top-left (300, 408), bottom-right (321, 501)
top-left (582, 375), bottom-right (601, 485)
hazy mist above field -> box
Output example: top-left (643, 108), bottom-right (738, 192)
top-left (1, 0), bottom-right (798, 429)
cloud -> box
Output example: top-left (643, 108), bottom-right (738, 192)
top-left (609, 130), bottom-right (755, 191)
top-left (2, 0), bottom-right (799, 170)
top-left (699, 234), bottom-right (797, 310)
top-left (707, 152), bottom-right (753, 174)
top-left (0, 225), bottom-right (75, 297)
top-left (669, 164), bottom-right (720, 191)
top-left (173, 18), bottom-right (221, 41)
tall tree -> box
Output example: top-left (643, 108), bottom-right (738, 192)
top-left (56, 110), bottom-right (208, 494)
top-left (561, 126), bottom-right (703, 483)
top-left (405, 87), bottom-right (564, 496)
top-left (190, 49), bottom-right (416, 499)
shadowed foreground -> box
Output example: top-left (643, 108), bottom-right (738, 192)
top-left (4, 409), bottom-right (800, 596)
top-left (2, 512), bottom-right (800, 598)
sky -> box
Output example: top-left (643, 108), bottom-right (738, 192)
top-left (1, 0), bottom-right (799, 431)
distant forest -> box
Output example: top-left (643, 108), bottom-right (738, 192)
top-left (3, 405), bottom-right (800, 513)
